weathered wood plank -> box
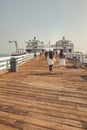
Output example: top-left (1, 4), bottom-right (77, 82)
top-left (0, 95), bottom-right (87, 118)
top-left (0, 124), bottom-right (19, 130)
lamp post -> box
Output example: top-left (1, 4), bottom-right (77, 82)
top-left (8, 40), bottom-right (18, 53)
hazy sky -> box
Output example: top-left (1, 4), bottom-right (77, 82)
top-left (0, 0), bottom-right (87, 54)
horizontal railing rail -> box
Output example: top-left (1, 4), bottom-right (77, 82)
top-left (67, 52), bottom-right (87, 63)
top-left (0, 52), bottom-right (40, 73)
top-left (67, 52), bottom-right (87, 68)
top-left (0, 57), bottom-right (11, 72)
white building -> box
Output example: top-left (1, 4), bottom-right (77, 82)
top-left (53, 36), bottom-right (74, 53)
top-left (25, 37), bottom-right (44, 53)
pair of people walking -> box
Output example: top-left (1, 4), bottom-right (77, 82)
top-left (47, 49), bottom-right (66, 74)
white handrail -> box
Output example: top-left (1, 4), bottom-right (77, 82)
top-left (66, 52), bottom-right (87, 63)
top-left (0, 53), bottom-right (40, 73)
top-left (0, 57), bottom-right (11, 72)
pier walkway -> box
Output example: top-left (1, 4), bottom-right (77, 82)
top-left (0, 56), bottom-right (87, 130)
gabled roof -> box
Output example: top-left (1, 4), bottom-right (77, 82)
top-left (56, 36), bottom-right (71, 43)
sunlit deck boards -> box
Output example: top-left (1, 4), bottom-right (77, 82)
top-left (0, 56), bottom-right (87, 130)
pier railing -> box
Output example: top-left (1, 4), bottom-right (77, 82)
top-left (0, 57), bottom-right (11, 72)
top-left (11, 53), bottom-right (34, 66)
top-left (0, 52), bottom-right (40, 73)
top-left (67, 52), bottom-right (87, 68)
top-left (67, 52), bottom-right (87, 63)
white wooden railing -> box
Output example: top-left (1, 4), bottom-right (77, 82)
top-left (0, 57), bottom-right (11, 72)
top-left (0, 52), bottom-right (40, 73)
top-left (11, 53), bottom-right (34, 66)
top-left (66, 52), bottom-right (87, 63)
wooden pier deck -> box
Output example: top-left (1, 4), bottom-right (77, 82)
top-left (0, 56), bottom-right (87, 130)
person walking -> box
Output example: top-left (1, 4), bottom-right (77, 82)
top-left (44, 51), bottom-right (49, 60)
top-left (59, 49), bottom-right (66, 74)
top-left (47, 50), bottom-right (54, 73)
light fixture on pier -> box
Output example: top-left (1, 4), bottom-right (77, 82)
top-left (8, 40), bottom-right (18, 53)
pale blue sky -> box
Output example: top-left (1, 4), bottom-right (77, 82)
top-left (0, 0), bottom-right (87, 54)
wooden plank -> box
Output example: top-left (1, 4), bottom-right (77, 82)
top-left (0, 111), bottom-right (62, 130)
top-left (0, 98), bottom-right (87, 120)
top-left (58, 96), bottom-right (87, 105)
top-left (0, 103), bottom-right (87, 129)
top-left (0, 95), bottom-right (87, 118)
top-left (0, 124), bottom-right (19, 130)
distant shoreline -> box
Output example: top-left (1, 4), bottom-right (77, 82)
top-left (0, 54), bottom-right (11, 57)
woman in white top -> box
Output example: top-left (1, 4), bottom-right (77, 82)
top-left (59, 49), bottom-right (66, 73)
top-left (47, 50), bottom-right (54, 73)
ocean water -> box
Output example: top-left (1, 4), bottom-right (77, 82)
top-left (0, 54), bottom-right (11, 57)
